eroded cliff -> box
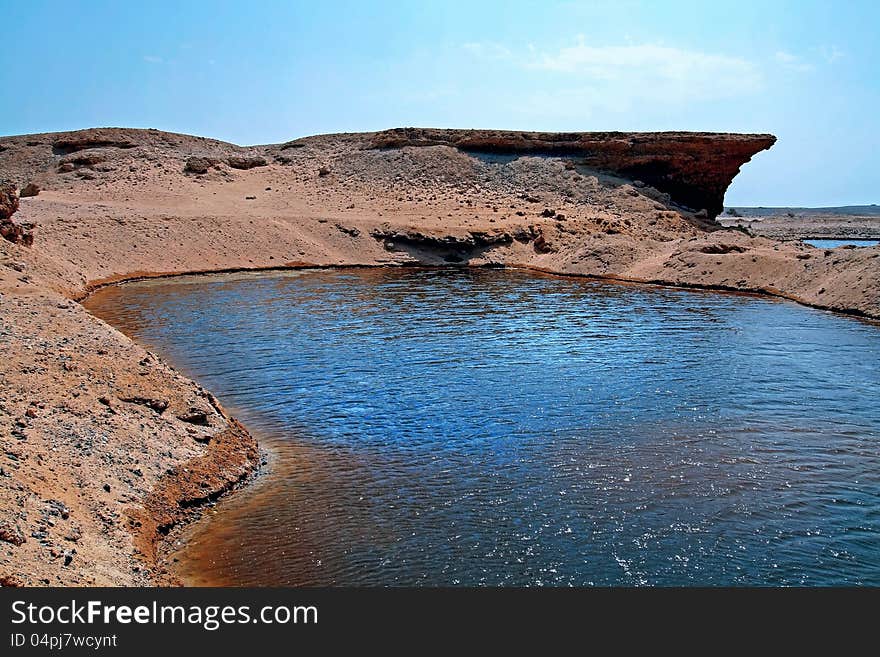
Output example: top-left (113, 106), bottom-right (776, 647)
top-left (368, 128), bottom-right (776, 218)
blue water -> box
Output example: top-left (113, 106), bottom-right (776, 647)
top-left (804, 239), bottom-right (878, 249)
top-left (85, 268), bottom-right (880, 586)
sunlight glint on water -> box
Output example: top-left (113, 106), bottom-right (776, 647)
top-left (85, 269), bottom-right (880, 586)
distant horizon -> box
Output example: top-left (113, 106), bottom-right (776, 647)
top-left (2, 1), bottom-right (877, 207)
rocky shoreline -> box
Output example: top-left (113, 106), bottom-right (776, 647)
top-left (1, 127), bottom-right (878, 586)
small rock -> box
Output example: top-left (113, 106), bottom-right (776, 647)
top-left (0, 521), bottom-right (25, 546)
top-left (63, 549), bottom-right (75, 567)
top-left (335, 223), bottom-right (360, 238)
top-left (120, 396), bottom-right (168, 413)
top-left (178, 408), bottom-right (210, 425)
top-left (19, 183), bottom-right (40, 197)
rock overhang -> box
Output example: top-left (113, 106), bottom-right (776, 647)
top-left (368, 128), bottom-right (777, 219)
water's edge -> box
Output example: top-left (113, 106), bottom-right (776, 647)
top-left (79, 263), bottom-right (879, 586)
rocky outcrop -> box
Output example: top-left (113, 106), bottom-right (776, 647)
top-left (227, 156), bottom-right (267, 170)
top-left (184, 157), bottom-right (217, 174)
top-left (370, 225), bottom-right (516, 263)
top-left (0, 179), bottom-right (18, 220)
top-left (0, 179), bottom-right (33, 246)
top-left (369, 128), bottom-right (776, 219)
top-left (371, 226), bottom-right (514, 249)
top-left (52, 129), bottom-right (138, 154)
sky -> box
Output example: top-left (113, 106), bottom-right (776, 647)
top-left (1, 0), bottom-right (877, 206)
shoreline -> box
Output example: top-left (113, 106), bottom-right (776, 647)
top-left (84, 260), bottom-right (877, 585)
top-left (84, 260), bottom-right (880, 587)
top-left (82, 257), bottom-right (880, 316)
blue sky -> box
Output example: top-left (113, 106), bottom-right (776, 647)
top-left (1, 0), bottom-right (877, 206)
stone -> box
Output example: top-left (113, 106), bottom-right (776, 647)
top-left (0, 179), bottom-right (18, 220)
top-left (0, 180), bottom-right (18, 220)
top-left (178, 408), bottom-right (210, 425)
top-left (0, 520), bottom-right (25, 546)
top-left (227, 156), bottom-right (267, 170)
top-left (0, 180), bottom-right (33, 246)
top-left (184, 157), bottom-right (215, 174)
top-left (52, 132), bottom-right (136, 153)
top-left (66, 152), bottom-right (105, 167)
top-left (19, 183), bottom-right (40, 197)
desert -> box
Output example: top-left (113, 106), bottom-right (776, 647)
top-left (1, 126), bottom-right (878, 586)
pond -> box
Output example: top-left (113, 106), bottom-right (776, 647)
top-left (85, 268), bottom-right (880, 586)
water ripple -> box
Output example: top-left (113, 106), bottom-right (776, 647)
top-left (85, 268), bottom-right (880, 586)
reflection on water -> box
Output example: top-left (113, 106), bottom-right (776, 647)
top-left (85, 268), bottom-right (880, 586)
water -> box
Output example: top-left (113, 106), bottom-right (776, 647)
top-left (84, 268), bottom-right (880, 586)
top-left (804, 239), bottom-right (878, 249)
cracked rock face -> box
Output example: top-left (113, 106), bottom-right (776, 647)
top-left (0, 179), bottom-right (18, 220)
top-left (0, 179), bottom-right (33, 246)
top-left (369, 128), bottom-right (776, 219)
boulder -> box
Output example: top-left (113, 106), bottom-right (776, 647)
top-left (184, 157), bottom-right (216, 174)
top-left (0, 182), bottom-right (33, 246)
top-left (227, 156), bottom-right (267, 170)
top-left (0, 180), bottom-right (18, 220)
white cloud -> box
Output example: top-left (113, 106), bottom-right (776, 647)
top-left (463, 38), bottom-right (763, 109)
top-left (820, 45), bottom-right (845, 64)
top-left (774, 50), bottom-right (813, 72)
top-left (462, 42), bottom-right (512, 61)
